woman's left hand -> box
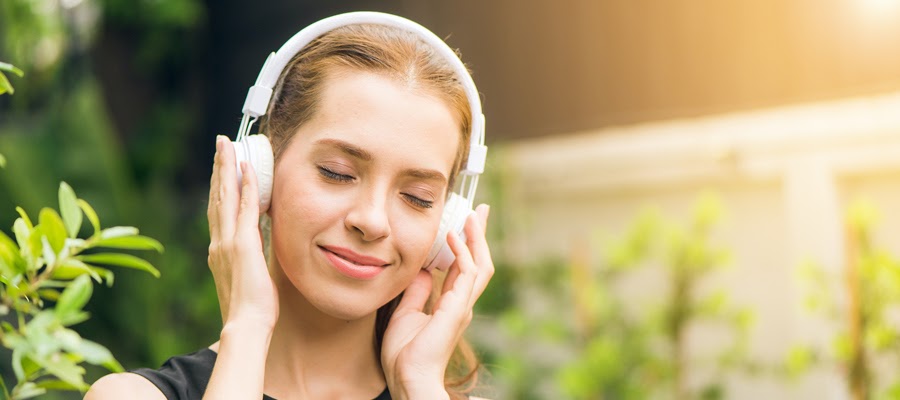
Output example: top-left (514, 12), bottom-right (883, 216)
top-left (381, 204), bottom-right (494, 400)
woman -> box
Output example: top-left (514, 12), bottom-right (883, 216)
top-left (86, 13), bottom-right (494, 400)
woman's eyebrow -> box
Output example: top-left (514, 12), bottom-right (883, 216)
top-left (314, 138), bottom-right (372, 161)
top-left (404, 168), bottom-right (447, 184)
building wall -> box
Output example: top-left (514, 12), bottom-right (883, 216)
top-left (493, 90), bottom-right (900, 399)
top-left (409, 0), bottom-right (900, 141)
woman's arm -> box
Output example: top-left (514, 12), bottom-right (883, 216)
top-left (84, 373), bottom-right (166, 400)
top-left (203, 322), bottom-right (273, 399)
top-left (202, 137), bottom-right (279, 399)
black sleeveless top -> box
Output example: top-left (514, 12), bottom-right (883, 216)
top-left (131, 348), bottom-right (391, 400)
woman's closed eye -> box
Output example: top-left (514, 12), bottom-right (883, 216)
top-left (402, 193), bottom-right (433, 209)
top-left (318, 166), bottom-right (354, 182)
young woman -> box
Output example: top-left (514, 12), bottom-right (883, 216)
top-left (86, 12), bottom-right (494, 400)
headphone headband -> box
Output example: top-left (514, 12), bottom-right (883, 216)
top-left (239, 11), bottom-right (486, 176)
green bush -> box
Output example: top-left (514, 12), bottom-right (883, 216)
top-left (0, 182), bottom-right (161, 399)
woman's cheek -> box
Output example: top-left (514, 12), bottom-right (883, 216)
top-left (395, 210), bottom-right (442, 269)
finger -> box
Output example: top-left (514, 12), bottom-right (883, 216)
top-left (462, 207), bottom-right (494, 308)
top-left (440, 205), bottom-right (488, 297)
top-left (433, 258), bottom-right (461, 311)
top-left (426, 231), bottom-right (478, 333)
top-left (476, 203), bottom-right (489, 229)
top-left (443, 230), bottom-right (477, 308)
top-left (395, 270), bottom-right (433, 316)
top-left (441, 258), bottom-right (461, 296)
top-left (208, 136), bottom-right (239, 241)
top-left (237, 161), bottom-right (261, 246)
top-left (216, 137), bottom-right (239, 239)
top-left (207, 136), bottom-right (224, 242)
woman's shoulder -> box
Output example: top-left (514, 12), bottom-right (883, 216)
top-left (86, 347), bottom-right (217, 400)
top-left (85, 372), bottom-right (166, 400)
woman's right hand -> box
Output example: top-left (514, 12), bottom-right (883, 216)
top-left (207, 135), bottom-right (279, 330)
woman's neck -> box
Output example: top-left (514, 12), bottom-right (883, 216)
top-left (261, 256), bottom-right (386, 399)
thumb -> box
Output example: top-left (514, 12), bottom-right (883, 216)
top-left (395, 270), bottom-right (433, 316)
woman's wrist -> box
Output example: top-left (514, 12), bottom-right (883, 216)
top-left (219, 319), bottom-right (274, 349)
top-left (224, 305), bottom-right (278, 332)
top-left (387, 373), bottom-right (449, 400)
top-left (394, 382), bottom-right (450, 400)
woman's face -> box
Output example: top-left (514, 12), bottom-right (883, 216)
top-left (269, 69), bottom-right (460, 320)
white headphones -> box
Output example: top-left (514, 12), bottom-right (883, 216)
top-left (231, 12), bottom-right (487, 271)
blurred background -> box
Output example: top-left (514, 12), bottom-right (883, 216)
top-left (3, 0), bottom-right (900, 399)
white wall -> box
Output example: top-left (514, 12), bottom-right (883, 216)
top-left (493, 90), bottom-right (900, 399)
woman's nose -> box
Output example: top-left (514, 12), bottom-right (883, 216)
top-left (344, 189), bottom-right (391, 242)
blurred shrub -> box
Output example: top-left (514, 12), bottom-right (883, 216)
top-left (789, 200), bottom-right (900, 400)
top-left (472, 190), bottom-right (755, 399)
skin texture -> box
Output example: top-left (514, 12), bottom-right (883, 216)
top-left (86, 70), bottom-right (494, 400)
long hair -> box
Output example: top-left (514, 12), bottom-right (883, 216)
top-left (259, 23), bottom-right (479, 398)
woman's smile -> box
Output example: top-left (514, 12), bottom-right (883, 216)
top-left (319, 244), bottom-right (391, 280)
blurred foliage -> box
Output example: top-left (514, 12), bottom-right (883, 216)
top-left (0, 182), bottom-right (161, 398)
top-left (789, 200), bottom-right (900, 400)
top-left (472, 181), bottom-right (756, 399)
top-left (0, 1), bottom-right (213, 398)
top-left (0, 62), bottom-right (24, 96)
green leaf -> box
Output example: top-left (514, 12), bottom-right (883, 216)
top-left (89, 266), bottom-right (115, 286)
top-left (11, 349), bottom-right (24, 383)
top-left (41, 237), bottom-right (56, 267)
top-left (76, 200), bottom-right (100, 236)
top-left (50, 258), bottom-right (99, 282)
top-left (92, 235), bottom-right (164, 252)
top-left (57, 311), bottom-right (89, 327)
top-left (12, 219), bottom-right (31, 256)
top-left (55, 275), bottom-right (93, 318)
top-left (58, 182), bottom-right (82, 239)
top-left (36, 353), bottom-right (87, 391)
top-left (21, 356), bottom-right (40, 381)
top-left (34, 379), bottom-right (82, 391)
top-left (11, 382), bottom-right (46, 400)
top-left (0, 71), bottom-right (13, 96)
top-left (15, 207), bottom-right (33, 230)
top-left (37, 289), bottom-right (60, 301)
top-left (99, 226), bottom-right (139, 240)
top-left (74, 339), bottom-right (123, 372)
top-left (0, 153), bottom-right (5, 168)
top-left (0, 230), bottom-right (25, 275)
top-left (0, 62), bottom-right (24, 77)
top-left (78, 253), bottom-right (160, 278)
top-left (38, 208), bottom-right (66, 254)
top-left (13, 219), bottom-right (39, 270)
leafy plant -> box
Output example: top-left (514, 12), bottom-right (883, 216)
top-left (0, 182), bottom-right (162, 399)
top-left (474, 192), bottom-right (755, 399)
top-left (559, 194), bottom-right (754, 400)
top-left (788, 200), bottom-right (900, 400)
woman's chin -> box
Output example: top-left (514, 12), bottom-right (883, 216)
top-left (289, 276), bottom-right (395, 321)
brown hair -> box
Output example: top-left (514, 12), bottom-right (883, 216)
top-left (259, 23), bottom-right (479, 398)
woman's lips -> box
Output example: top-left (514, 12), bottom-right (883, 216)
top-left (319, 245), bottom-right (389, 280)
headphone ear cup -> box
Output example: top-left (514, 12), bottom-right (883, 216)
top-left (424, 193), bottom-right (473, 271)
top-left (231, 135), bottom-right (274, 213)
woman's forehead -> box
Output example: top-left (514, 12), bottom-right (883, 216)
top-left (297, 70), bottom-right (460, 172)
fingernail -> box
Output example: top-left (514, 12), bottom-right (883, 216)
top-left (216, 135), bottom-right (225, 152)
